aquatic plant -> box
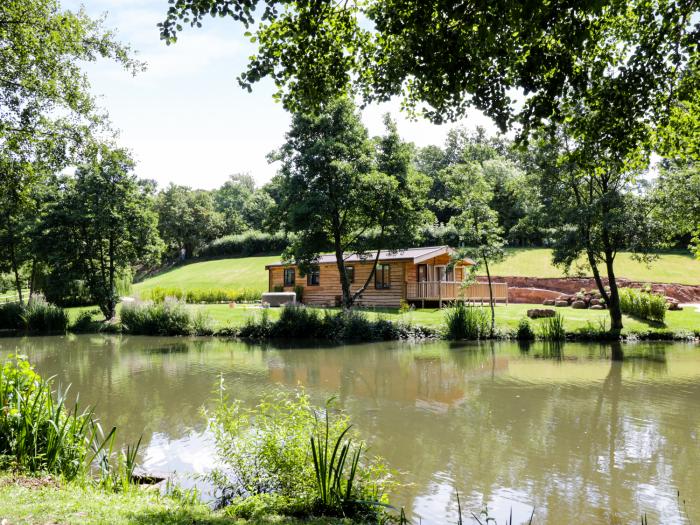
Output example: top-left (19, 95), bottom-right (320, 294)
top-left (516, 318), bottom-right (536, 341)
top-left (0, 295), bottom-right (68, 334)
top-left (538, 313), bottom-right (566, 341)
top-left (121, 299), bottom-right (211, 336)
top-left (444, 303), bottom-right (490, 340)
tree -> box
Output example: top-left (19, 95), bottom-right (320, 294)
top-left (444, 162), bottom-right (506, 337)
top-left (43, 146), bottom-right (162, 319)
top-left (0, 0), bottom-right (140, 303)
top-left (213, 173), bottom-right (255, 234)
top-left (653, 161), bottom-right (700, 257)
top-left (242, 190), bottom-right (275, 231)
top-left (156, 184), bottom-right (224, 258)
top-left (275, 97), bottom-right (429, 308)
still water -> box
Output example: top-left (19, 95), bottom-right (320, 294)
top-left (1, 335), bottom-right (699, 524)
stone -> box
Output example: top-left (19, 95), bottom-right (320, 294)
top-left (590, 304), bottom-right (604, 310)
top-left (527, 308), bottom-right (556, 319)
top-left (543, 299), bottom-right (555, 306)
top-left (571, 300), bottom-right (587, 309)
top-left (590, 298), bottom-right (601, 306)
top-left (555, 300), bottom-right (569, 307)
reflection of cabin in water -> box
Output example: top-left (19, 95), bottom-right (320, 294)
top-left (265, 245), bottom-right (508, 307)
top-left (266, 352), bottom-right (511, 412)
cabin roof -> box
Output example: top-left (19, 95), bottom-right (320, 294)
top-left (264, 246), bottom-right (476, 269)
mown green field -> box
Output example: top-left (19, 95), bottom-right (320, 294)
top-left (132, 255), bottom-right (279, 298)
top-left (130, 249), bottom-right (700, 298)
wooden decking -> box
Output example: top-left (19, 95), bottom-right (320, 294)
top-left (406, 281), bottom-right (508, 304)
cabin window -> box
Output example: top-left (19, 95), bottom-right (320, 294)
top-left (345, 265), bottom-right (355, 284)
top-left (283, 268), bottom-right (295, 286)
top-left (436, 266), bottom-right (453, 282)
top-left (417, 264), bottom-right (427, 282)
top-left (307, 266), bottom-right (320, 286)
top-left (375, 264), bottom-right (391, 289)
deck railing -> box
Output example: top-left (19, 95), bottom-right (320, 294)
top-left (406, 281), bottom-right (508, 304)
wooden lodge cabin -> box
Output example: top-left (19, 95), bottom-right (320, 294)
top-left (265, 245), bottom-right (508, 307)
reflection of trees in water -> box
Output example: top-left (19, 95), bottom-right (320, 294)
top-left (1, 337), bottom-right (698, 523)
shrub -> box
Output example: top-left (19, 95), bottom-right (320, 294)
top-left (70, 309), bottom-right (102, 333)
top-left (206, 385), bottom-right (391, 519)
top-left (120, 299), bottom-right (194, 336)
top-left (444, 303), bottom-right (490, 340)
top-left (22, 294), bottom-right (69, 333)
top-left (539, 312), bottom-right (566, 341)
top-left (516, 318), bottom-right (535, 341)
top-left (199, 230), bottom-right (291, 258)
top-left (0, 302), bottom-right (24, 330)
top-left (238, 309), bottom-right (274, 340)
top-left (619, 287), bottom-right (666, 323)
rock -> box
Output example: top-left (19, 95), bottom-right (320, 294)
top-left (590, 304), bottom-right (604, 310)
top-left (555, 300), bottom-right (569, 307)
top-left (590, 298), bottom-right (601, 306)
top-left (527, 308), bottom-right (556, 319)
top-left (571, 300), bottom-right (587, 309)
top-left (543, 299), bottom-right (555, 306)
top-left (667, 302), bottom-right (682, 311)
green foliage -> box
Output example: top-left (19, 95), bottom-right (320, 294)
top-left (70, 309), bottom-right (102, 333)
top-left (619, 288), bottom-right (667, 323)
top-left (0, 296), bottom-right (67, 333)
top-left (199, 230), bottom-right (290, 258)
top-left (539, 313), bottom-right (566, 341)
top-left (21, 295), bottom-right (69, 333)
top-left (444, 304), bottom-right (490, 340)
top-left (120, 300), bottom-right (208, 336)
top-left (206, 385), bottom-right (390, 519)
top-left (238, 306), bottom-right (437, 342)
top-left (146, 286), bottom-right (261, 304)
top-left (516, 318), bottom-right (535, 341)
top-left (0, 356), bottom-right (112, 480)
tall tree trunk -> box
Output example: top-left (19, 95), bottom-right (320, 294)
top-left (604, 251), bottom-right (623, 333)
top-left (6, 219), bottom-right (23, 306)
top-left (483, 250), bottom-right (495, 338)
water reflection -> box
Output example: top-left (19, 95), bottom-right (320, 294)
top-left (0, 335), bottom-right (698, 524)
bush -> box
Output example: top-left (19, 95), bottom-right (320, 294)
top-left (516, 318), bottom-right (535, 341)
top-left (199, 230), bottom-right (291, 258)
top-left (146, 287), bottom-right (261, 304)
top-left (0, 296), bottom-right (68, 333)
top-left (539, 312), bottom-right (566, 341)
top-left (22, 295), bottom-right (69, 333)
top-left (206, 386), bottom-right (392, 519)
top-left (70, 309), bottom-right (102, 333)
top-left (444, 303), bottom-right (490, 340)
top-left (120, 299), bottom-right (194, 336)
top-left (0, 302), bottom-right (24, 330)
top-left (619, 287), bottom-right (666, 323)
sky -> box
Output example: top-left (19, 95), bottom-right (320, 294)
top-left (65, 0), bottom-right (497, 190)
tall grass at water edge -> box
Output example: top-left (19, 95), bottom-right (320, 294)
top-left (145, 286), bottom-right (261, 303)
top-left (0, 355), bottom-right (140, 490)
top-left (120, 299), bottom-right (213, 336)
top-left (0, 294), bottom-right (68, 333)
top-left (444, 303), bottom-right (490, 340)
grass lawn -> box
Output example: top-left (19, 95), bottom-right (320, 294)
top-left (0, 476), bottom-right (345, 525)
top-left (488, 248), bottom-right (700, 285)
top-left (188, 303), bottom-right (700, 335)
top-left (130, 250), bottom-right (700, 298)
top-left (132, 255), bottom-right (281, 298)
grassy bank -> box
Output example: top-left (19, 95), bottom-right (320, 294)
top-left (65, 303), bottom-right (700, 340)
top-left (130, 250), bottom-right (700, 298)
top-left (0, 476), bottom-right (349, 525)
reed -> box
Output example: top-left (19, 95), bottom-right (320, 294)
top-left (538, 313), bottom-right (566, 341)
top-left (444, 303), bottom-right (490, 340)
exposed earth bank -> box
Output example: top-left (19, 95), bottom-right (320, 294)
top-left (478, 276), bottom-right (700, 304)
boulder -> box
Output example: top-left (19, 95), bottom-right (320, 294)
top-left (571, 300), bottom-right (587, 309)
top-left (590, 304), bottom-right (604, 310)
top-left (527, 308), bottom-right (556, 319)
top-left (543, 299), bottom-right (556, 306)
top-left (590, 298), bottom-right (601, 306)
top-left (555, 300), bottom-right (569, 307)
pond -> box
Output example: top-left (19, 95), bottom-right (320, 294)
top-left (1, 335), bottom-right (698, 524)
